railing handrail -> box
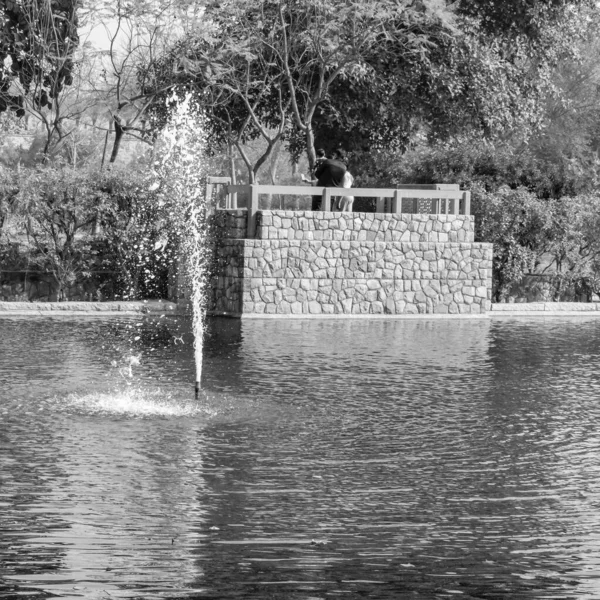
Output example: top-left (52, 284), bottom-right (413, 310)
top-left (211, 183), bottom-right (470, 238)
top-left (226, 184), bottom-right (464, 199)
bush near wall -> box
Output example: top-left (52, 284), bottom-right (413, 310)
top-left (472, 186), bottom-right (600, 302)
top-left (0, 164), bottom-right (177, 301)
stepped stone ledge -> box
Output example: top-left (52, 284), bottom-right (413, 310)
top-left (205, 210), bottom-right (493, 317)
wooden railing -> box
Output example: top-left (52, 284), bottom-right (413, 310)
top-left (205, 179), bottom-right (470, 238)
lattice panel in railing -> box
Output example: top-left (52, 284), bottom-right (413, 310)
top-left (400, 198), bottom-right (457, 214)
top-left (400, 198), bottom-right (435, 213)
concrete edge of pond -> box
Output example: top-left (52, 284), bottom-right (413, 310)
top-left (207, 311), bottom-right (490, 319)
top-left (2, 300), bottom-right (600, 319)
top-left (490, 301), bottom-right (600, 318)
top-left (0, 300), bottom-right (179, 316)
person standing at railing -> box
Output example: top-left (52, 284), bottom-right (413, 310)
top-left (312, 150), bottom-right (347, 211)
top-left (313, 148), bottom-right (327, 177)
top-left (337, 170), bottom-right (354, 212)
top-left (329, 149), bottom-right (354, 211)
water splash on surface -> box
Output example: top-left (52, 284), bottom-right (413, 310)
top-left (111, 353), bottom-right (143, 379)
top-left (45, 388), bottom-right (217, 418)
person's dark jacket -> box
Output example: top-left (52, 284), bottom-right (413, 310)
top-left (315, 159), bottom-right (346, 187)
top-left (311, 158), bottom-right (347, 210)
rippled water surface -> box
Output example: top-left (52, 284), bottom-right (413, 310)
top-left (2, 315), bottom-right (600, 599)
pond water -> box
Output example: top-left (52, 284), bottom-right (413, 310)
top-left (2, 315), bottom-right (600, 599)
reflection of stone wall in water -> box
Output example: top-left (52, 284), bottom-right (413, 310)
top-left (236, 319), bottom-right (492, 372)
top-left (210, 210), bottom-right (493, 316)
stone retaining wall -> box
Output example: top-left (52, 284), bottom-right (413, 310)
top-left (210, 210), bottom-right (493, 316)
top-left (256, 211), bottom-right (474, 242)
top-left (211, 209), bottom-right (247, 240)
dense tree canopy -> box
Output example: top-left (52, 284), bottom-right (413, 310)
top-left (146, 0), bottom-right (459, 171)
top-left (312, 0), bottom-right (596, 155)
top-left (0, 0), bottom-right (596, 174)
top-left (456, 0), bottom-right (589, 39)
top-left (142, 0), bottom-right (595, 173)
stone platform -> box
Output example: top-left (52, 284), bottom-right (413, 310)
top-left (210, 210), bottom-right (493, 316)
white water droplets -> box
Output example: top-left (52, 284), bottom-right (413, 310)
top-left (153, 93), bottom-right (210, 393)
top-left (50, 389), bottom-right (216, 418)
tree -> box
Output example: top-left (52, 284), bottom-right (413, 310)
top-left (315, 1), bottom-right (599, 159)
top-left (143, 0), bottom-right (596, 182)
top-left (0, 0), bottom-right (81, 155)
top-left (146, 0), bottom-right (458, 177)
top-left (3, 162), bottom-right (177, 300)
top-left (84, 0), bottom-right (205, 165)
top-left (219, 0), bottom-right (459, 169)
top-left (524, 10), bottom-right (600, 192)
top-left (144, 1), bottom-right (293, 183)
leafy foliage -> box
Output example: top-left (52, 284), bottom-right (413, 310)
top-left (93, 167), bottom-right (177, 300)
top-left (0, 0), bottom-right (80, 115)
top-left (473, 186), bottom-right (600, 301)
top-left (473, 186), bottom-right (552, 301)
top-left (145, 0), bottom-right (594, 174)
top-left (359, 140), bottom-right (594, 199)
top-left (456, 0), bottom-right (592, 41)
top-left (10, 164), bottom-right (108, 299)
top-left (145, 0), bottom-right (460, 172)
top-left (1, 163), bottom-right (176, 300)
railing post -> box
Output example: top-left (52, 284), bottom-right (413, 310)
top-left (247, 184), bottom-right (259, 238)
top-left (391, 190), bottom-right (402, 214)
top-left (462, 191), bottom-right (471, 215)
top-left (322, 188), bottom-right (331, 211)
top-left (376, 197), bottom-right (385, 213)
top-left (205, 181), bottom-right (214, 215)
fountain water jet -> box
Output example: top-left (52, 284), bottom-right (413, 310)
top-left (153, 93), bottom-right (210, 398)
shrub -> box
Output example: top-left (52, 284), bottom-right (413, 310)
top-left (473, 186), bottom-right (600, 301)
top-left (1, 163), bottom-right (178, 301)
top-left (0, 167), bottom-right (18, 233)
top-left (93, 168), bottom-right (178, 300)
top-left (11, 165), bottom-right (109, 300)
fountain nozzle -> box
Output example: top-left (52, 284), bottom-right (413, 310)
top-left (195, 381), bottom-right (200, 400)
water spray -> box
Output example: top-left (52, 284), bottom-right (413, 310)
top-left (153, 93), bottom-right (209, 404)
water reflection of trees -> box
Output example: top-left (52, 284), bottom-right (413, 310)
top-left (477, 319), bottom-right (600, 596)
top-left (0, 420), bottom-right (68, 595)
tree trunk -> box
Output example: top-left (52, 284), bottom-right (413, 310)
top-left (109, 116), bottom-right (124, 164)
top-left (101, 120), bottom-right (113, 169)
top-left (306, 127), bottom-right (317, 170)
top-left (228, 141), bottom-right (237, 208)
top-left (269, 139), bottom-right (282, 208)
